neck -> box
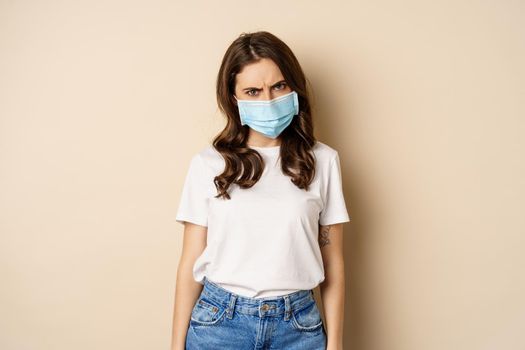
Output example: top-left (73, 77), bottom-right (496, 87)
top-left (246, 131), bottom-right (282, 148)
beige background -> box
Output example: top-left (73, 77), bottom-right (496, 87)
top-left (1, 1), bottom-right (524, 349)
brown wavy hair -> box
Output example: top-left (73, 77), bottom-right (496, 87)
top-left (212, 31), bottom-right (317, 200)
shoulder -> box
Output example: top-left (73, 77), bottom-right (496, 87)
top-left (312, 140), bottom-right (339, 164)
top-left (191, 144), bottom-right (225, 176)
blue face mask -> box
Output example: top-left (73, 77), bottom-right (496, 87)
top-left (234, 90), bottom-right (299, 139)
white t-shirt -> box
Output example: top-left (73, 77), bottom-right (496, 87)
top-left (175, 140), bottom-right (351, 298)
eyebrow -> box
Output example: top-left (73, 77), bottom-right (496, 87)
top-left (242, 79), bottom-right (286, 92)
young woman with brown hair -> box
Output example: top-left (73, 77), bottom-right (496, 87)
top-left (171, 30), bottom-right (350, 350)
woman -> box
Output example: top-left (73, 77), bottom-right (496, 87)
top-left (171, 31), bottom-right (351, 350)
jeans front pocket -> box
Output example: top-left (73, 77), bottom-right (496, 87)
top-left (290, 300), bottom-right (324, 332)
top-left (190, 295), bottom-right (228, 327)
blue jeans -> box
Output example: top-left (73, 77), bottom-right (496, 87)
top-left (186, 276), bottom-right (327, 349)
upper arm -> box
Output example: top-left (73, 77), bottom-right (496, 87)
top-left (318, 151), bottom-right (350, 265)
top-left (175, 152), bottom-right (212, 266)
top-left (319, 223), bottom-right (344, 267)
top-left (180, 222), bottom-right (207, 264)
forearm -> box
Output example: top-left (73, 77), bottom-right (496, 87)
top-left (319, 259), bottom-right (345, 349)
top-left (170, 260), bottom-right (203, 350)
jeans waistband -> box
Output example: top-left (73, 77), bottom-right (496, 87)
top-left (200, 276), bottom-right (316, 319)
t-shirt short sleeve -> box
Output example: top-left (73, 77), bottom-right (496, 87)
top-left (175, 153), bottom-right (210, 227)
top-left (319, 152), bottom-right (351, 226)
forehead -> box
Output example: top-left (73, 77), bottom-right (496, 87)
top-left (235, 58), bottom-right (284, 87)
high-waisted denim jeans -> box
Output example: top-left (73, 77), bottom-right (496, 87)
top-left (185, 276), bottom-right (327, 349)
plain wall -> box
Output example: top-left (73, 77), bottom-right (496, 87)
top-left (1, 1), bottom-right (524, 349)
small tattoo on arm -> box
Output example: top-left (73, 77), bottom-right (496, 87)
top-left (319, 225), bottom-right (331, 248)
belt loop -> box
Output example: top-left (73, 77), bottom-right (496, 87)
top-left (283, 295), bottom-right (291, 321)
top-left (226, 293), bottom-right (237, 319)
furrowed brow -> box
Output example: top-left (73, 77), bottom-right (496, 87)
top-left (242, 79), bottom-right (286, 91)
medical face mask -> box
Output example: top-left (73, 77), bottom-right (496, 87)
top-left (234, 90), bottom-right (299, 139)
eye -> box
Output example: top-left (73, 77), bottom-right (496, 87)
top-left (274, 82), bottom-right (286, 90)
top-left (247, 89), bottom-right (258, 96)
